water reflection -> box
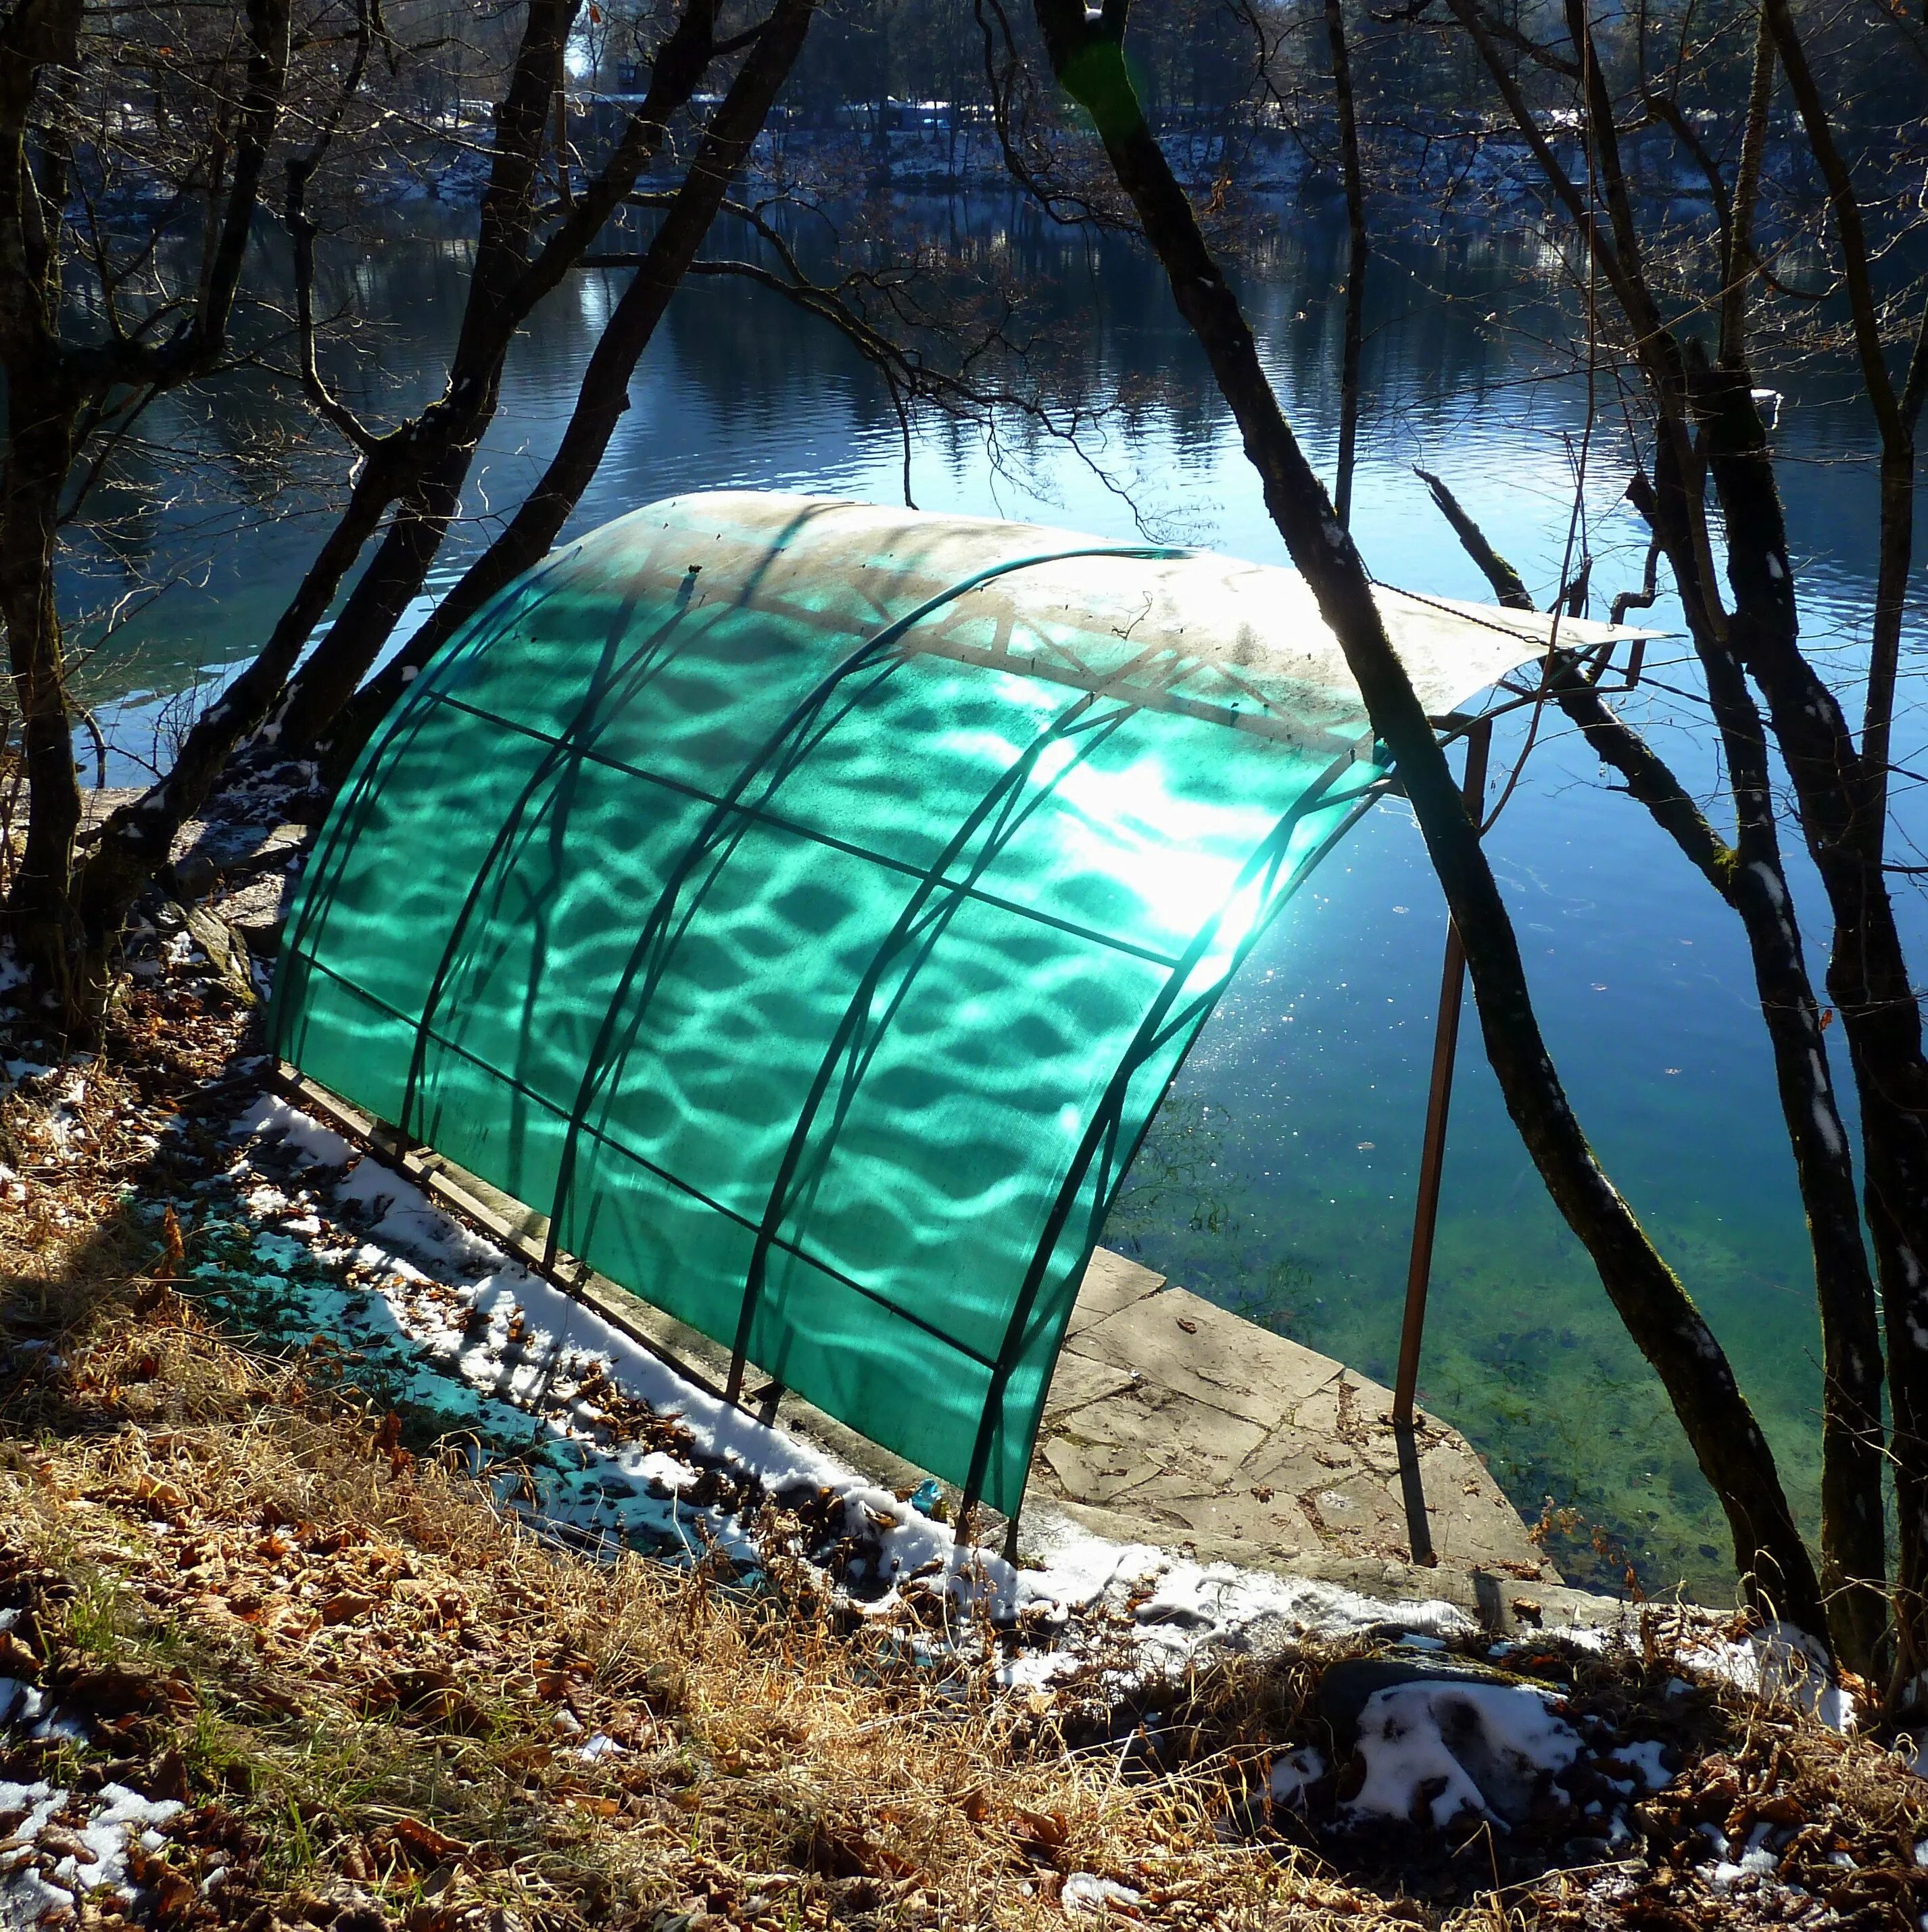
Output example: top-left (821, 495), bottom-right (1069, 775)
top-left (68, 193), bottom-right (1928, 1598)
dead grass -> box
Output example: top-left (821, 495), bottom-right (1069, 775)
top-left (6, 969), bottom-right (1928, 1931)
top-left (0, 1187), bottom-right (1395, 1932)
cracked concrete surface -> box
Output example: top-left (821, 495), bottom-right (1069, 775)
top-left (1032, 1250), bottom-right (1571, 1618)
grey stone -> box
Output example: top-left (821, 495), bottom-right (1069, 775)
top-left (1074, 1284), bottom-right (1347, 1429)
top-left (1316, 1654), bottom-right (1513, 1749)
top-left (1064, 1246), bottom-right (1165, 1336)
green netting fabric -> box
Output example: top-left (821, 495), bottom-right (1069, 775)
top-left (272, 492), bottom-right (1399, 1514)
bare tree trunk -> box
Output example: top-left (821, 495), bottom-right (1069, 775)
top-left (1324, 0), bottom-right (1365, 526)
top-left (1759, 0), bottom-right (1923, 844)
top-left (0, 0), bottom-right (290, 1027)
top-left (0, 0), bottom-right (86, 1001)
top-left (1867, 443), bottom-right (1919, 813)
top-left (314, 0), bottom-right (821, 775)
top-left (1421, 457), bottom-right (1887, 1666)
top-left (279, 0), bottom-right (725, 685)
top-left (1442, 0), bottom-right (1928, 1672)
top-left (1660, 391), bottom-right (1894, 1674)
top-left (1021, 0), bottom-right (1826, 1637)
top-left (1733, 67), bottom-right (1928, 1698)
top-left (70, 466), bottom-right (396, 946)
top-left (267, 438), bottom-right (481, 753)
top-left (1421, 461), bottom-right (1888, 1668)
top-left (237, 0), bottom-right (589, 738)
top-left (1698, 370), bottom-right (1928, 1699)
top-left (2, 393), bottom-right (82, 1004)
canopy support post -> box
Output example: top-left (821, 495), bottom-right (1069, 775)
top-left (946, 1492), bottom-right (1017, 1564)
top-left (1392, 715), bottom-right (1491, 1563)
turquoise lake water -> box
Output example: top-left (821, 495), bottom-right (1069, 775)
top-left (67, 198), bottom-right (1928, 1598)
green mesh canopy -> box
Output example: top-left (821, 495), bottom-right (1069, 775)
top-left (272, 492), bottom-right (1600, 1515)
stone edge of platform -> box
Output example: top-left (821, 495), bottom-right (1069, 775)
top-left (278, 1066), bottom-right (1643, 1637)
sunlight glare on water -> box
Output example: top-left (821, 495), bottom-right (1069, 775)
top-left (73, 199), bottom-right (1928, 1599)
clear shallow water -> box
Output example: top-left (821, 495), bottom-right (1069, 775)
top-left (70, 199), bottom-right (1928, 1598)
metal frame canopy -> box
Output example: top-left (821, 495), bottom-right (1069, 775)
top-left (272, 491), bottom-right (1626, 1520)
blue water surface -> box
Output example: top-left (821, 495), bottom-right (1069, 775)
top-left (69, 200), bottom-right (1928, 1595)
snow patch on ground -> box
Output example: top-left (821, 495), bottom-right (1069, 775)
top-left (1685, 1624), bottom-right (1856, 1733)
top-left (1347, 1679), bottom-right (1581, 1827)
top-left (1611, 1739), bottom-right (1675, 1790)
top-left (1061, 1873), bottom-right (1142, 1913)
top-left (220, 1098), bottom-right (1492, 1670)
top-left (230, 1093), bottom-right (356, 1167)
top-left (1267, 1746), bottom-right (1325, 1806)
top-left (0, 1777), bottom-right (181, 1918)
top-left (1707, 1848), bottom-right (1781, 1889)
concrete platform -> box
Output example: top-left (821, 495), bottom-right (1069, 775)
top-left (1028, 1251), bottom-right (1626, 1634)
top-left (1036, 1248), bottom-right (1544, 1570)
top-left (278, 1070), bottom-right (1622, 1635)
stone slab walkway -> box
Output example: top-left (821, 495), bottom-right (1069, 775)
top-left (1029, 1250), bottom-right (1612, 1631)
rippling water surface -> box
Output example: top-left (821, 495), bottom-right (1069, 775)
top-left (72, 198), bottom-right (1928, 1596)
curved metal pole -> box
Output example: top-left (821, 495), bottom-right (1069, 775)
top-left (727, 690), bottom-right (1131, 1401)
top-left (539, 544), bottom-right (1186, 1275)
top-left (394, 587), bottom-right (702, 1140)
top-left (274, 562), bottom-right (573, 1059)
top-left (954, 750), bottom-right (1374, 1538)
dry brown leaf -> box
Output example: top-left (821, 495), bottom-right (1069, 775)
top-left (1012, 1806), bottom-right (1069, 1858)
top-left (136, 1473), bottom-right (190, 1513)
top-left (390, 1815), bottom-right (470, 1866)
top-left (156, 1206), bottom-right (185, 1280)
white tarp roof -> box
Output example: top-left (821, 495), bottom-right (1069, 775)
top-left (623, 493), bottom-right (1655, 757)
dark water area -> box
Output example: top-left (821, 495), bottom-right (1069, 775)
top-left (67, 194), bottom-right (1928, 1601)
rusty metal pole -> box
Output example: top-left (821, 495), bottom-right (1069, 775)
top-left (1392, 716), bottom-right (1493, 1428)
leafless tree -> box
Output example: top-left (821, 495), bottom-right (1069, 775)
top-left (986, 0), bottom-right (1928, 1690)
top-left (1411, 0), bottom-right (1928, 1695)
top-left (3, 0), bottom-right (829, 1030)
top-left (990, 0), bottom-right (1843, 1648)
